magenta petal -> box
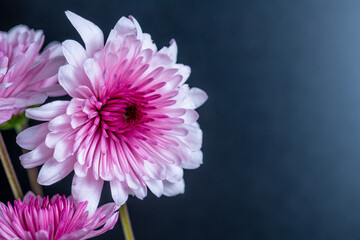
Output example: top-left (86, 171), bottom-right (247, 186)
top-left (0, 192), bottom-right (118, 240)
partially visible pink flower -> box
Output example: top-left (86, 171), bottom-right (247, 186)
top-left (0, 192), bottom-right (118, 240)
top-left (17, 11), bottom-right (207, 212)
top-left (0, 25), bottom-right (66, 124)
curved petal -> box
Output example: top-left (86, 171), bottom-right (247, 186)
top-left (16, 123), bottom-right (49, 150)
top-left (37, 157), bottom-right (75, 185)
top-left (163, 179), bottom-right (185, 196)
top-left (72, 174), bottom-right (104, 215)
top-left (62, 40), bottom-right (87, 68)
top-left (58, 64), bottom-right (89, 98)
top-left (181, 87), bottom-right (208, 109)
top-left (181, 150), bottom-right (203, 169)
top-left (145, 179), bottom-right (163, 197)
top-left (65, 11), bottom-right (104, 56)
top-left (19, 142), bottom-right (53, 168)
top-left (0, 109), bottom-right (14, 124)
top-left (110, 180), bottom-right (128, 206)
top-left (25, 101), bottom-right (69, 121)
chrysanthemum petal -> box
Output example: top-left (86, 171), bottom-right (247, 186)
top-left (19, 142), bottom-right (52, 168)
top-left (182, 150), bottom-right (203, 169)
top-left (58, 64), bottom-right (89, 98)
top-left (65, 11), bottom-right (104, 56)
top-left (181, 87), bottom-right (208, 109)
top-left (72, 174), bottom-right (104, 214)
top-left (16, 123), bottom-right (49, 150)
top-left (25, 101), bottom-right (68, 121)
top-left (110, 180), bottom-right (129, 206)
top-left (37, 157), bottom-right (75, 185)
top-left (163, 179), bottom-right (185, 196)
top-left (145, 179), bottom-right (163, 197)
top-left (0, 109), bottom-right (13, 124)
top-left (62, 40), bottom-right (87, 68)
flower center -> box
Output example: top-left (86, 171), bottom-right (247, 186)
top-left (95, 92), bottom-right (149, 134)
top-left (124, 105), bottom-right (140, 122)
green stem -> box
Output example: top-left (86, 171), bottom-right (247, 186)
top-left (119, 203), bottom-right (135, 240)
top-left (0, 131), bottom-right (23, 200)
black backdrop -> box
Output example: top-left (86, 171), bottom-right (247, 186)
top-left (2, 0), bottom-right (360, 239)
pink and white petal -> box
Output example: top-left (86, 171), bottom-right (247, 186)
top-left (83, 58), bottom-right (103, 91)
top-left (54, 137), bottom-right (75, 162)
top-left (65, 11), bottom-right (104, 56)
top-left (141, 33), bottom-right (157, 52)
top-left (37, 157), bottom-right (75, 185)
top-left (181, 109), bottom-right (199, 124)
top-left (14, 93), bottom-right (47, 108)
top-left (19, 142), bottom-right (53, 168)
top-left (110, 180), bottom-right (129, 206)
top-left (133, 185), bottom-right (147, 199)
top-left (145, 179), bottom-right (163, 197)
top-left (176, 64), bottom-right (191, 85)
top-left (181, 87), bottom-right (208, 109)
top-left (48, 114), bottom-right (71, 131)
top-left (58, 64), bottom-right (89, 98)
top-left (45, 131), bottom-right (68, 149)
top-left (25, 101), bottom-right (68, 121)
top-left (67, 98), bottom-right (85, 115)
top-left (112, 17), bottom-right (136, 37)
top-left (41, 84), bottom-right (67, 97)
top-left (0, 108), bottom-right (13, 124)
top-left (74, 161), bottom-right (89, 177)
top-left (35, 230), bottom-right (49, 239)
top-left (163, 179), bottom-right (185, 197)
top-left (166, 165), bottom-right (183, 183)
top-left (157, 39), bottom-right (177, 64)
top-left (82, 210), bottom-right (119, 239)
top-left (23, 191), bottom-right (36, 203)
top-left (16, 123), bottom-right (49, 150)
top-left (62, 40), bottom-right (87, 68)
top-left (181, 150), bottom-right (203, 169)
top-left (129, 16), bottom-right (143, 39)
top-left (72, 174), bottom-right (104, 215)
top-left (180, 122), bottom-right (203, 151)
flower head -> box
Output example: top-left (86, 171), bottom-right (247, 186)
top-left (0, 192), bottom-right (118, 240)
top-left (0, 25), bottom-right (66, 125)
top-left (17, 11), bottom-right (207, 212)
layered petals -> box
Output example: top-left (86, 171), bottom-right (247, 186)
top-left (0, 192), bottom-right (118, 240)
top-left (0, 25), bottom-right (66, 125)
top-left (17, 11), bottom-right (207, 210)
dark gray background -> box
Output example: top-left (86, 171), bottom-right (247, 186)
top-left (1, 0), bottom-right (360, 239)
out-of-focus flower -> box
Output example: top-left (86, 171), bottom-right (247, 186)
top-left (0, 192), bottom-right (118, 240)
top-left (0, 25), bottom-right (66, 125)
top-left (17, 11), bottom-right (207, 212)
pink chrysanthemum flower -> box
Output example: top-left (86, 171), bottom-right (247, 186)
top-left (17, 11), bottom-right (207, 212)
top-left (0, 192), bottom-right (118, 240)
top-left (0, 25), bottom-right (66, 124)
